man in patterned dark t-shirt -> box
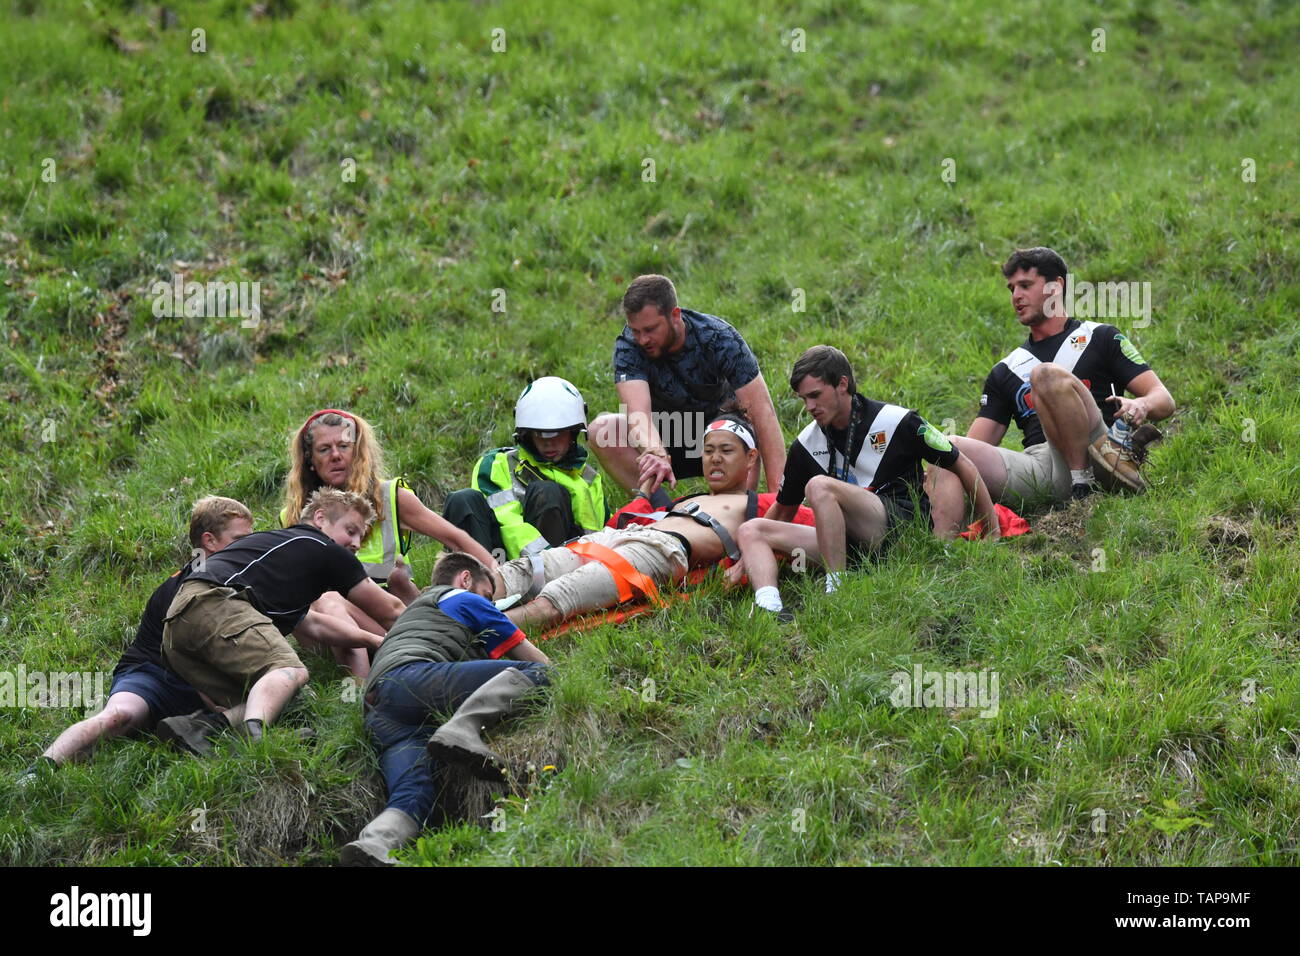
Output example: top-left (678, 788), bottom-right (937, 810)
top-left (588, 274), bottom-right (786, 500)
top-left (927, 247), bottom-right (1175, 535)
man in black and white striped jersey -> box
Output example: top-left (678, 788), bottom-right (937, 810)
top-left (729, 346), bottom-right (999, 621)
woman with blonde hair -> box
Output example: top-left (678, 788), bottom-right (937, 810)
top-left (283, 409), bottom-right (498, 675)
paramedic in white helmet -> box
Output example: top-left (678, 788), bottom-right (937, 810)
top-left (442, 377), bottom-right (609, 562)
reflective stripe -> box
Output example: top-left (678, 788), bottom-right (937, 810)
top-left (527, 552), bottom-right (547, 601)
top-left (358, 478), bottom-right (402, 580)
top-left (505, 450), bottom-right (530, 499)
top-left (486, 489), bottom-right (517, 509)
top-left (520, 537), bottom-right (549, 557)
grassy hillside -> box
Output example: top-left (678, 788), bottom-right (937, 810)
top-left (1, 0), bottom-right (1297, 865)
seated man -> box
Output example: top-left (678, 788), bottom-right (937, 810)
top-left (496, 411), bottom-right (787, 632)
top-left (443, 376), bottom-right (608, 564)
top-left (161, 488), bottom-right (405, 744)
top-left (732, 346), bottom-right (999, 620)
top-left (927, 246), bottom-right (1174, 534)
top-left (342, 553), bottom-right (549, 867)
top-left (19, 497), bottom-right (253, 782)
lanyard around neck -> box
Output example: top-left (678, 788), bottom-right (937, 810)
top-left (825, 397), bottom-right (861, 483)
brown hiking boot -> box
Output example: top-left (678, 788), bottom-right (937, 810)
top-left (1088, 434), bottom-right (1147, 493)
top-left (1127, 423), bottom-right (1163, 465)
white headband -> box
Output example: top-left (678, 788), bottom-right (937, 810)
top-left (706, 419), bottom-right (756, 450)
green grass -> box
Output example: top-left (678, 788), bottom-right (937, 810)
top-left (1, 0), bottom-right (1297, 865)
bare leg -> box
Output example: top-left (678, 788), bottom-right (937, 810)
top-left (331, 646), bottom-right (371, 680)
top-left (506, 595), bottom-right (563, 631)
top-left (587, 413), bottom-right (644, 491)
top-left (736, 518), bottom-right (823, 592)
top-left (804, 476), bottom-right (888, 571)
top-left (926, 436), bottom-right (1010, 537)
top-left (1030, 363), bottom-right (1104, 470)
top-left (244, 666), bottom-right (309, 726)
top-left (43, 692), bottom-right (151, 764)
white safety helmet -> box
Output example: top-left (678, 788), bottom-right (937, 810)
top-left (514, 376), bottom-right (587, 436)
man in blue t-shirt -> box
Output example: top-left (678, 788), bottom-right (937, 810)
top-left (341, 553), bottom-right (550, 866)
top-left (588, 274), bottom-right (786, 500)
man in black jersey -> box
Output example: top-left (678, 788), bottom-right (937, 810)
top-left (927, 247), bottom-right (1175, 535)
top-left (161, 488), bottom-right (405, 742)
top-left (731, 346), bottom-right (999, 620)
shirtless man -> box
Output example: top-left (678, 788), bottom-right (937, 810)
top-left (496, 412), bottom-right (766, 632)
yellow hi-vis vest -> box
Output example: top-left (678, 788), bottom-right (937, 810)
top-left (280, 477), bottom-right (412, 583)
top-left (470, 446), bottom-right (607, 559)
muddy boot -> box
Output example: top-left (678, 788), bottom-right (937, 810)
top-left (1088, 433), bottom-right (1147, 493)
top-left (339, 808), bottom-right (420, 867)
top-left (426, 669), bottom-right (539, 782)
top-left (156, 710), bottom-right (231, 757)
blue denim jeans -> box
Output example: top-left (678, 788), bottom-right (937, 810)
top-left (364, 660), bottom-right (549, 823)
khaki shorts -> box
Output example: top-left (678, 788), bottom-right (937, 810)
top-left (996, 442), bottom-right (1071, 505)
top-left (499, 526), bottom-right (689, 619)
top-left (161, 580), bottom-right (305, 709)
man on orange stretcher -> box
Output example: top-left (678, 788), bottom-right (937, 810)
top-left (492, 409), bottom-right (812, 633)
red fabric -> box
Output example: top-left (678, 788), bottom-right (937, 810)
top-left (489, 628), bottom-right (527, 659)
top-left (608, 492), bottom-right (815, 528)
top-left (959, 504), bottom-right (1031, 540)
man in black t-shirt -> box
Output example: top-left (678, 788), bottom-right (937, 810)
top-left (730, 346), bottom-right (999, 620)
top-left (20, 497), bottom-right (253, 780)
top-left (927, 247), bottom-right (1175, 535)
top-left (161, 488), bottom-right (405, 742)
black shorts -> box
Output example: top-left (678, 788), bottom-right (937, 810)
top-left (667, 440), bottom-right (705, 480)
top-left (847, 493), bottom-right (930, 565)
top-left (108, 661), bottom-right (205, 728)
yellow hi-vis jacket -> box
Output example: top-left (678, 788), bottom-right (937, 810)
top-left (281, 477), bottom-right (412, 583)
top-left (470, 446), bottom-right (607, 559)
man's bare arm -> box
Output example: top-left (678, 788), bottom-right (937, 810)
top-left (616, 379), bottom-right (674, 489)
top-left (947, 452), bottom-right (1000, 539)
top-left (507, 639), bottom-right (549, 664)
top-left (1112, 370), bottom-right (1174, 427)
top-left (344, 579), bottom-right (405, 631)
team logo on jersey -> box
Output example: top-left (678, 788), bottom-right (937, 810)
top-left (869, 430), bottom-right (887, 452)
top-left (1015, 381), bottom-right (1036, 417)
top-left (919, 423), bottom-right (953, 453)
top-left (1116, 333), bottom-right (1146, 366)
top-left (1069, 333), bottom-right (1088, 351)
top-left (979, 394), bottom-right (988, 406)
